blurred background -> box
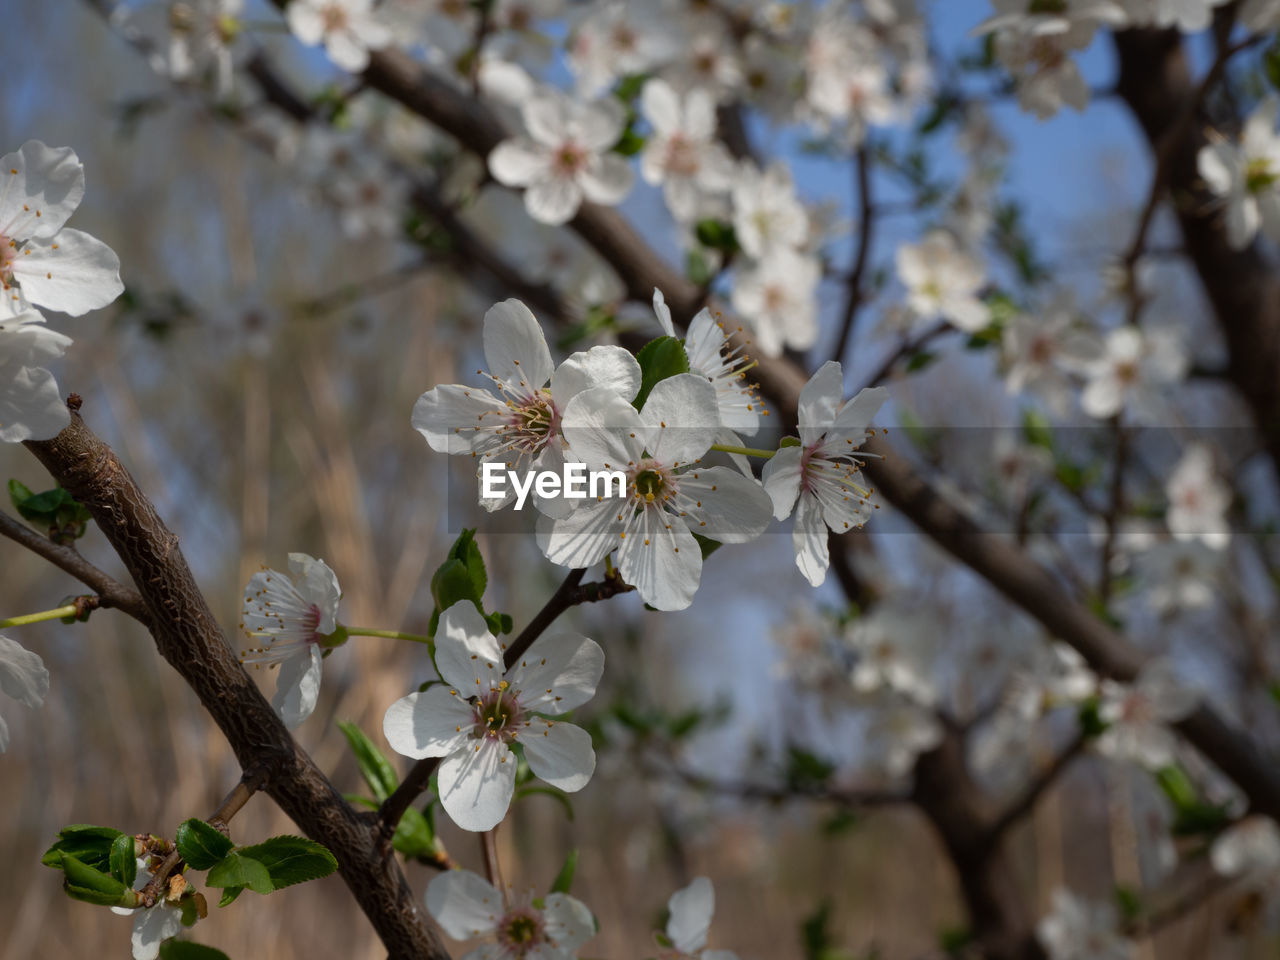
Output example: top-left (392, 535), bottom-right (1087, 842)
top-left (2, 2), bottom-right (1278, 959)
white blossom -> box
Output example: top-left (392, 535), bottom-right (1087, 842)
top-left (844, 605), bottom-right (940, 705)
top-left (731, 162), bottom-right (809, 260)
top-left (239, 553), bottom-right (343, 729)
top-left (286, 0), bottom-right (391, 73)
top-left (660, 877), bottom-right (740, 960)
top-left (567, 1), bottom-right (674, 98)
top-left (383, 602), bottom-right (603, 832)
top-left (489, 89), bottom-right (633, 225)
top-left (730, 249), bottom-right (821, 356)
top-left (1117, 0), bottom-right (1232, 32)
top-left (1078, 326), bottom-right (1187, 422)
top-left (1096, 659), bottom-right (1198, 769)
top-left (0, 634), bottom-right (49, 753)
top-left (1165, 444), bottom-right (1230, 548)
top-left (0, 141), bottom-right (124, 319)
top-left (165, 0), bottom-right (243, 97)
top-left (0, 310), bottom-right (72, 443)
top-left (762, 362), bottom-right (886, 586)
top-left (1037, 888), bottom-right (1134, 960)
top-left (1198, 98), bottom-right (1280, 250)
top-left (895, 230), bottom-right (987, 331)
top-left (639, 78), bottom-right (736, 222)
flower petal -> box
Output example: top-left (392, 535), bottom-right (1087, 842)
top-left (551, 344), bottom-right (641, 409)
top-left (520, 717), bottom-right (595, 791)
top-left (13, 228), bottom-right (124, 316)
top-left (543, 893), bottom-right (597, 955)
top-left (383, 686), bottom-right (473, 759)
top-left (666, 877), bottom-right (714, 954)
top-left (0, 634), bottom-right (49, 709)
top-left (0, 141), bottom-right (85, 240)
top-left (483, 299), bottom-right (554, 392)
top-left (271, 644), bottom-right (323, 729)
top-left (425, 869), bottom-right (503, 940)
top-left (761, 445), bottom-right (803, 520)
top-left (488, 138), bottom-right (550, 188)
top-left (437, 738), bottom-right (517, 831)
top-left (524, 175), bottom-right (584, 225)
top-left (412, 384), bottom-right (506, 455)
top-left (578, 153), bottom-right (633, 206)
top-left (678, 466), bottom-right (772, 543)
top-left (640, 373), bottom-right (718, 466)
top-left (508, 632), bottom-right (604, 714)
top-left (618, 508), bottom-right (701, 611)
top-left (436, 602), bottom-right (506, 694)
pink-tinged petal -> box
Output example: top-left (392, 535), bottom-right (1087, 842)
top-left (666, 877), bottom-right (714, 954)
top-left (287, 553), bottom-right (341, 633)
top-left (508, 632), bottom-right (603, 714)
top-left (560, 385), bottom-right (644, 469)
top-left (437, 738), bottom-right (517, 831)
top-left (14, 229), bottom-right (123, 316)
top-left (578, 153), bottom-right (633, 206)
top-left (761, 445), bottom-right (804, 520)
top-left (272, 644), bottom-right (323, 729)
top-left (792, 492), bottom-right (830, 587)
top-left (412, 383), bottom-right (505, 455)
top-left (483, 298), bottom-right (554, 391)
top-left (551, 344), bottom-right (640, 408)
top-left (618, 509), bottom-right (701, 611)
top-left (382, 686), bottom-right (474, 759)
top-left (678, 466), bottom-right (772, 543)
top-left (524, 175), bottom-right (583, 225)
top-left (488, 138), bottom-right (550, 188)
top-left (435, 602), bottom-right (505, 694)
top-left (425, 870), bottom-right (502, 940)
top-left (640, 373), bottom-right (718, 466)
top-left (797, 360), bottom-right (844, 445)
top-left (0, 141), bottom-right (85, 240)
top-left (520, 717), bottom-right (595, 791)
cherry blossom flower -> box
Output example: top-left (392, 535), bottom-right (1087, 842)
top-left (762, 362), bottom-right (887, 586)
top-left (0, 634), bottom-right (49, 753)
top-left (895, 230), bottom-right (987, 331)
top-left (239, 552), bottom-right (343, 729)
top-left (489, 89), bottom-right (633, 225)
top-left (0, 310), bottom-right (72, 443)
top-left (0, 141), bottom-right (124, 319)
top-left (112, 860), bottom-right (185, 960)
top-left (1211, 816), bottom-right (1280, 885)
top-left (844, 606), bottom-right (941, 706)
top-left (285, 0), bottom-right (391, 73)
top-left (541, 374), bottom-right (773, 611)
top-left (567, 0), bottom-right (674, 98)
top-left (1037, 888), bottom-right (1134, 960)
top-left (426, 869), bottom-right (595, 960)
top-left (657, 877), bottom-right (739, 960)
top-left (165, 0), bottom-right (243, 97)
top-left (1165, 444), bottom-right (1230, 549)
top-left (863, 692), bottom-right (944, 777)
top-left (661, 27), bottom-right (743, 103)
top-left (383, 602), bottom-right (603, 832)
top-left (639, 79), bottom-right (736, 222)
top-left (730, 249), bottom-right (821, 356)
top-left (1133, 538), bottom-right (1223, 614)
top-left (1001, 295), bottom-right (1100, 415)
top-left (1096, 659), bottom-right (1198, 769)
top-left (651, 289), bottom-right (762, 436)
top-left (412, 298), bottom-right (641, 516)
top-left (1197, 98), bottom-right (1280, 250)
top-left (1078, 325), bottom-right (1187, 421)
top-left (730, 162), bottom-right (809, 260)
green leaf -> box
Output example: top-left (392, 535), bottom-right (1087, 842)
top-left (447, 528), bottom-right (487, 597)
top-left (779, 436), bottom-right (802, 448)
top-left (1266, 43), bottom-right (1280, 90)
top-left (1077, 697), bottom-right (1107, 739)
top-left (159, 943), bottom-right (231, 960)
top-left (7, 478), bottom-right (33, 506)
top-left (42, 825), bottom-right (124, 873)
top-left (613, 73), bottom-right (648, 102)
top-left (685, 248), bottom-right (712, 286)
top-left (694, 219), bottom-right (739, 253)
top-left (1021, 409), bottom-right (1054, 451)
top-left (785, 746), bottom-right (835, 792)
top-left (550, 848), bottom-right (578, 895)
top-left (392, 806), bottom-right (440, 861)
top-left (110, 833), bottom-right (138, 888)
top-left (1114, 885), bottom-right (1142, 923)
top-left (905, 350), bottom-right (937, 373)
top-left (235, 835), bottom-right (338, 890)
top-left (204, 853), bottom-right (274, 896)
top-left (338, 721), bottom-right (399, 803)
top-left (633, 337), bottom-right (691, 409)
top-left (217, 887), bottom-right (244, 908)
top-left (56, 852), bottom-right (131, 906)
top-left (176, 819), bottom-right (235, 871)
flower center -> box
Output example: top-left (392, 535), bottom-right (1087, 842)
top-left (553, 143), bottom-right (588, 176)
top-left (633, 468), bottom-right (667, 502)
top-left (492, 390), bottom-right (558, 456)
top-left (497, 907), bottom-right (546, 956)
top-left (321, 4), bottom-right (348, 31)
top-left (1247, 157), bottom-right (1278, 194)
top-left (473, 683), bottom-right (524, 742)
top-left (664, 134), bottom-right (702, 177)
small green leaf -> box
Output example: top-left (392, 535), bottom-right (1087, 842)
top-left (217, 887), bottom-right (244, 908)
top-left (110, 833), bottom-right (138, 888)
top-left (338, 721), bottom-right (399, 803)
top-left (694, 219), bottom-right (739, 254)
top-left (779, 436), bottom-right (802, 448)
top-left (392, 806), bottom-right (439, 861)
top-left (175, 819), bottom-right (235, 871)
top-left (56, 852), bottom-right (131, 906)
top-left (1114, 885), bottom-right (1142, 923)
top-left (235, 835), bottom-right (338, 890)
top-left (550, 848), bottom-right (578, 895)
top-left (159, 942), bottom-right (231, 960)
top-left (204, 853), bottom-right (274, 896)
top-left (1022, 408), bottom-right (1054, 451)
top-left (685, 248), bottom-right (712, 286)
top-left (42, 825), bottom-right (124, 873)
top-left (785, 746), bottom-right (835, 792)
top-left (633, 337), bottom-right (691, 409)
top-left (905, 350), bottom-right (937, 373)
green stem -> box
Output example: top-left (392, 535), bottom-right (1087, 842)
top-left (0, 604), bottom-right (79, 628)
top-left (710, 443), bottom-right (777, 460)
top-left (345, 627), bottom-right (434, 645)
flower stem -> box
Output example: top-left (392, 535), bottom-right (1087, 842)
top-left (345, 627), bottom-right (434, 645)
top-left (710, 442), bottom-right (777, 459)
top-left (0, 604), bottom-right (79, 628)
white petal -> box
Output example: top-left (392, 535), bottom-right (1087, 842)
top-left (437, 738), bottom-right (517, 831)
top-left (288, 553), bottom-right (341, 633)
top-left (618, 510), bottom-right (701, 611)
top-left (679, 466), bottom-right (773, 543)
top-left (640, 79), bottom-right (681, 134)
top-left (483, 299), bottom-right (554, 391)
top-left (761, 445), bottom-right (804, 520)
top-left (640, 373), bottom-right (718, 466)
top-left (130, 905), bottom-right (183, 960)
top-left (666, 877), bottom-right (714, 954)
top-left (797, 360), bottom-right (844, 446)
top-left (508, 632), bottom-right (604, 714)
top-left (435, 602), bottom-right (505, 694)
top-left (520, 717), bottom-right (595, 791)
top-left (14, 229), bottom-right (123, 317)
top-left (539, 495), bottom-right (624, 569)
top-left (272, 644), bottom-right (323, 728)
top-left (488, 139), bottom-right (550, 188)
top-left (383, 686), bottom-right (474, 759)
top-left (578, 153), bottom-right (633, 206)
top-left (543, 893), bottom-right (596, 955)
top-left (525, 176), bottom-right (583, 225)
top-left (684, 89), bottom-right (718, 140)
top-left (560, 385), bottom-right (644, 469)
top-left (0, 634), bottom-right (49, 709)
top-left (652, 288), bottom-right (676, 337)
top-left (0, 317), bottom-right (71, 442)
top-left (523, 93), bottom-right (571, 147)
top-left (286, 4), bottom-right (325, 44)
top-left (792, 493), bottom-right (830, 587)
top-left (0, 141), bottom-right (85, 240)
top-left (425, 870), bottom-right (503, 940)
top-left (829, 386), bottom-right (889, 444)
top-left (551, 344), bottom-right (640, 409)
top-left (326, 30), bottom-right (371, 72)
top-left (412, 384), bottom-right (506, 455)
top-left (570, 98), bottom-right (625, 152)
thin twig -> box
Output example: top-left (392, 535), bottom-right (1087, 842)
top-left (831, 145), bottom-right (874, 365)
top-left (985, 731), bottom-right (1087, 841)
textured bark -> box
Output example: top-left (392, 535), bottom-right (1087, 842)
top-left (25, 414), bottom-right (450, 960)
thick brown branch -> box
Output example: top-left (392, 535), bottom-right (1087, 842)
top-left (24, 412), bottom-right (450, 960)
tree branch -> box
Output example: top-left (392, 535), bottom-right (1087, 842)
top-left (831, 145), bottom-right (874, 364)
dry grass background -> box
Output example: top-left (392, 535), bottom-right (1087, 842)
top-left (0, 4), bottom-right (1276, 959)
